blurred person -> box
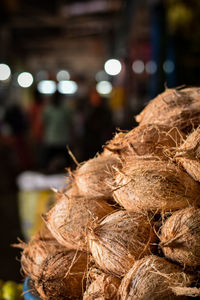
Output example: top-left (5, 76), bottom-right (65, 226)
top-left (4, 100), bottom-right (32, 170)
top-left (41, 91), bottom-right (73, 172)
top-left (28, 88), bottom-right (45, 168)
top-left (83, 90), bottom-right (115, 160)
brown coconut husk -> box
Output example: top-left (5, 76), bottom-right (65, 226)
top-left (17, 231), bottom-right (88, 299)
top-left (159, 206), bottom-right (200, 267)
top-left (73, 154), bottom-right (121, 199)
top-left (83, 271), bottom-right (120, 300)
top-left (102, 131), bottom-right (127, 157)
top-left (174, 126), bottom-right (200, 182)
top-left (113, 158), bottom-right (200, 213)
top-left (88, 210), bottom-right (156, 277)
top-left (135, 87), bottom-right (200, 133)
top-left (104, 124), bottom-right (185, 161)
top-left (118, 255), bottom-right (195, 300)
top-left (43, 189), bottom-right (115, 251)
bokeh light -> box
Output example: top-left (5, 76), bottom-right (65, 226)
top-left (145, 60), bottom-right (157, 74)
top-left (17, 72), bottom-right (33, 88)
top-left (95, 70), bottom-right (109, 82)
top-left (37, 80), bottom-right (56, 94)
top-left (104, 59), bottom-right (122, 76)
top-left (132, 60), bottom-right (144, 74)
top-left (57, 80), bottom-right (78, 94)
top-left (96, 80), bottom-right (112, 95)
top-left (163, 60), bottom-right (175, 73)
top-left (56, 70), bottom-right (70, 81)
top-left (0, 64), bottom-right (11, 81)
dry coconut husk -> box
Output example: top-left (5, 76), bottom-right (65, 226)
top-left (17, 231), bottom-right (88, 299)
top-left (83, 271), bottom-right (120, 300)
top-left (135, 86), bottom-right (200, 133)
top-left (118, 255), bottom-right (196, 300)
top-left (159, 206), bottom-right (200, 267)
top-left (43, 189), bottom-right (114, 251)
top-left (88, 210), bottom-right (156, 277)
top-left (104, 124), bottom-right (185, 161)
top-left (102, 131), bottom-right (127, 157)
top-left (174, 126), bottom-right (200, 182)
top-left (74, 154), bottom-right (121, 199)
top-left (113, 158), bottom-right (200, 213)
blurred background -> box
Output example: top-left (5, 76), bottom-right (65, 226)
top-left (0, 0), bottom-right (200, 282)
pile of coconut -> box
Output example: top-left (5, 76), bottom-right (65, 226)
top-left (16, 86), bottom-right (200, 299)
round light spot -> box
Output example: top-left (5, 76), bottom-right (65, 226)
top-left (95, 70), bottom-right (109, 82)
top-left (104, 59), bottom-right (122, 76)
top-left (96, 81), bottom-right (112, 95)
top-left (132, 60), bottom-right (144, 74)
top-left (17, 72), bottom-right (33, 88)
top-left (163, 60), bottom-right (175, 74)
top-left (145, 60), bottom-right (157, 74)
top-left (0, 64), bottom-right (11, 81)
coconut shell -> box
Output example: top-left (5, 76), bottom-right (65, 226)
top-left (104, 124), bottom-right (185, 161)
top-left (19, 231), bottom-right (88, 299)
top-left (113, 158), bottom-right (200, 213)
top-left (118, 255), bottom-right (194, 300)
top-left (74, 154), bottom-right (121, 199)
top-left (88, 210), bottom-right (156, 277)
top-left (174, 126), bottom-right (200, 182)
top-left (159, 207), bottom-right (200, 267)
top-left (43, 190), bottom-right (114, 251)
top-left (135, 87), bottom-right (200, 133)
top-left (83, 272), bottom-right (120, 300)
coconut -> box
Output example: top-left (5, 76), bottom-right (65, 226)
top-left (88, 210), bottom-right (156, 277)
top-left (135, 87), bottom-right (200, 133)
top-left (113, 158), bottom-right (200, 213)
top-left (102, 131), bottom-right (127, 157)
top-left (74, 154), bottom-right (121, 199)
top-left (104, 124), bottom-right (185, 161)
top-left (83, 271), bottom-right (120, 300)
top-left (174, 126), bottom-right (200, 182)
top-left (118, 255), bottom-right (195, 300)
top-left (159, 206), bottom-right (200, 267)
top-left (18, 231), bottom-right (88, 299)
top-left (43, 190), bottom-right (114, 251)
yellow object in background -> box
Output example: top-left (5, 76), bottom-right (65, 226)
top-left (18, 190), bottom-right (55, 241)
top-left (17, 171), bottom-right (67, 241)
top-left (109, 87), bottom-right (125, 110)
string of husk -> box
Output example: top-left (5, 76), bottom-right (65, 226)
top-left (43, 187), bottom-right (115, 251)
top-left (118, 255), bottom-right (195, 300)
top-left (88, 210), bottom-right (156, 277)
top-left (135, 87), bottom-right (200, 133)
top-left (16, 230), bottom-right (88, 299)
top-left (173, 126), bottom-right (200, 182)
top-left (103, 124), bottom-right (185, 161)
top-left (73, 154), bottom-right (121, 200)
top-left (83, 270), bottom-right (120, 300)
top-left (159, 206), bottom-right (200, 267)
top-left (113, 158), bottom-right (200, 213)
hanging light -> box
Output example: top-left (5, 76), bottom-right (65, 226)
top-left (132, 60), bottom-right (144, 74)
top-left (56, 70), bottom-right (70, 81)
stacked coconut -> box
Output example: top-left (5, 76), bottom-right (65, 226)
top-left (16, 86), bottom-right (200, 299)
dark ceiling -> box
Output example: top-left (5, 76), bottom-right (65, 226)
top-left (0, 0), bottom-right (128, 76)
